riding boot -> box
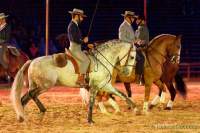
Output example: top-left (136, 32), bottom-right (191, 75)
top-left (76, 74), bottom-right (88, 87)
top-left (135, 74), bottom-right (141, 84)
top-left (139, 75), bottom-right (145, 86)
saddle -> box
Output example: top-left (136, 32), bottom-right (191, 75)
top-left (65, 50), bottom-right (80, 74)
top-left (52, 53), bottom-right (68, 68)
top-left (52, 49), bottom-right (91, 75)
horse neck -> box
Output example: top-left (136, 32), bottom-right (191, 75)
top-left (89, 47), bottom-right (120, 68)
top-left (147, 37), bottom-right (170, 65)
top-left (89, 41), bottom-right (130, 71)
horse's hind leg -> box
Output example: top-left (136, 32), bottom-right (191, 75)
top-left (21, 89), bottom-right (46, 113)
top-left (21, 89), bottom-right (37, 107)
top-left (165, 82), bottom-right (176, 110)
top-left (30, 91), bottom-right (46, 113)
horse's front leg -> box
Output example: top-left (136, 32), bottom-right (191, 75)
top-left (124, 82), bottom-right (132, 98)
top-left (143, 79), bottom-right (153, 115)
top-left (149, 80), bottom-right (166, 109)
top-left (87, 88), bottom-right (97, 124)
top-left (103, 83), bottom-right (140, 115)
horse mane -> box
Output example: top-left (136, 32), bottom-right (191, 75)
top-left (148, 34), bottom-right (176, 47)
top-left (93, 39), bottom-right (124, 53)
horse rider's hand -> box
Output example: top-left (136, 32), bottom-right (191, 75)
top-left (83, 37), bottom-right (89, 43)
top-left (134, 39), bottom-right (140, 45)
top-left (88, 43), bottom-right (94, 49)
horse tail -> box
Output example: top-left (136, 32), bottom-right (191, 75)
top-left (174, 72), bottom-right (187, 99)
top-left (11, 60), bottom-right (32, 121)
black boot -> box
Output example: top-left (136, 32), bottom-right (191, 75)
top-left (135, 74), bottom-right (141, 84)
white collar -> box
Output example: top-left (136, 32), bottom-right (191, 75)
top-left (72, 20), bottom-right (78, 26)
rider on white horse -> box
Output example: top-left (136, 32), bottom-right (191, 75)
top-left (67, 8), bottom-right (90, 86)
top-left (118, 11), bottom-right (142, 84)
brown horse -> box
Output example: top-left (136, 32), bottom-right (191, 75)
top-left (0, 45), bottom-right (29, 81)
top-left (115, 34), bottom-right (184, 114)
top-left (124, 59), bottom-right (187, 110)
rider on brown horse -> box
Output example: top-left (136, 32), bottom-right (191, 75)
top-left (135, 14), bottom-right (149, 85)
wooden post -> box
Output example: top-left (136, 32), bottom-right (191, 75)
top-left (45, 0), bottom-right (49, 55)
top-left (144, 0), bottom-right (147, 22)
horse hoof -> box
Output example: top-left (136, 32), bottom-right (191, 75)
top-left (157, 103), bottom-right (165, 110)
top-left (127, 106), bottom-right (131, 110)
top-left (17, 116), bottom-right (24, 123)
top-left (149, 104), bottom-right (155, 110)
top-left (38, 112), bottom-right (45, 121)
top-left (142, 110), bottom-right (150, 116)
top-left (88, 119), bottom-right (95, 125)
top-left (134, 108), bottom-right (141, 115)
top-left (114, 111), bottom-right (122, 115)
top-left (164, 107), bottom-right (172, 110)
top-left (103, 112), bottom-right (112, 116)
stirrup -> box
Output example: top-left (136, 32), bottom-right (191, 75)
top-left (76, 74), bottom-right (88, 87)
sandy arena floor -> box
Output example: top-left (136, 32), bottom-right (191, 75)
top-left (0, 81), bottom-right (199, 133)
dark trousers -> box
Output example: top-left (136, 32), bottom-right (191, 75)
top-left (136, 49), bottom-right (144, 75)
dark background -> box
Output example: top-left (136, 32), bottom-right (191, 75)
top-left (0, 0), bottom-right (200, 62)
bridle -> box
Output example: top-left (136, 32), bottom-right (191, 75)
top-left (146, 41), bottom-right (181, 66)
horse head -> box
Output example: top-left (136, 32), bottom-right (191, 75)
top-left (148, 34), bottom-right (182, 65)
top-left (167, 35), bottom-right (182, 64)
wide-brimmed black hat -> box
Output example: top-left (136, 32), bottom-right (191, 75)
top-left (68, 8), bottom-right (87, 17)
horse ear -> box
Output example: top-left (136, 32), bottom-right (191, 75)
top-left (176, 35), bottom-right (182, 41)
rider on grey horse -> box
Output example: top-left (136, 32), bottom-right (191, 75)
top-left (118, 11), bottom-right (143, 83)
top-left (67, 8), bottom-right (90, 86)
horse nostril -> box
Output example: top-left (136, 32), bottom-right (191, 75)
top-left (130, 56), bottom-right (134, 59)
